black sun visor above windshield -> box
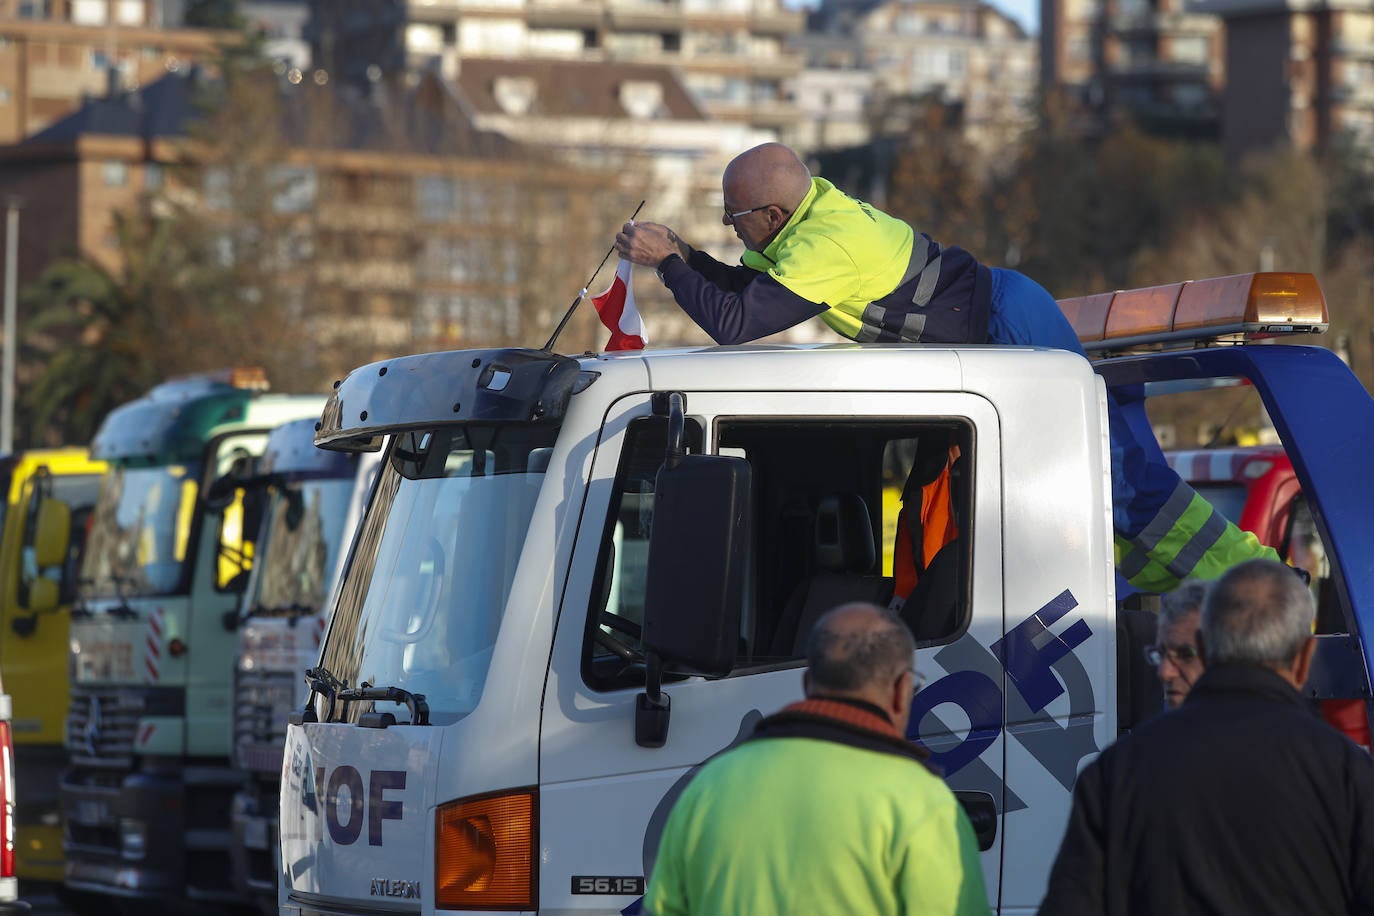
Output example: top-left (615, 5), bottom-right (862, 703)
top-left (315, 348), bottom-right (583, 452)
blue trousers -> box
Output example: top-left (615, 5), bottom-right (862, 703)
top-left (987, 269), bottom-right (1227, 593)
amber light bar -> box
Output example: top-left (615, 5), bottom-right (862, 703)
top-left (1058, 272), bottom-right (1329, 353)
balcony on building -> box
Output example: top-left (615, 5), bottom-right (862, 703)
top-left (526, 0), bottom-right (606, 29)
top-left (409, 0), bottom-right (524, 14)
top-left (1332, 34), bottom-right (1374, 61)
top-left (706, 96), bottom-right (799, 127)
top-left (607, 0), bottom-right (684, 30)
top-left (748, 51), bottom-right (805, 79)
top-left (750, 5), bottom-right (804, 35)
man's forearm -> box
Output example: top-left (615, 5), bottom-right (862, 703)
top-left (685, 249), bottom-right (754, 293)
top-left (657, 254), bottom-right (825, 345)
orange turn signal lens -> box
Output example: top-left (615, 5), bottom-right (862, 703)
top-left (435, 788), bottom-right (536, 910)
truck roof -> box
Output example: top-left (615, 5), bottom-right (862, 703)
top-left (315, 343), bottom-right (1091, 452)
top-left (93, 376), bottom-right (324, 465)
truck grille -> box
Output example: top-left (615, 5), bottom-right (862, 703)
top-left (66, 685), bottom-right (183, 767)
top-left (234, 668), bottom-right (301, 773)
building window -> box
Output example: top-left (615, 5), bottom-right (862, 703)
top-left (1173, 84), bottom-right (1209, 109)
top-left (406, 23), bottom-right (444, 55)
top-left (417, 176), bottom-right (458, 223)
top-left (72, 0), bottom-right (108, 25)
top-left (144, 162), bottom-right (163, 190)
top-left (17, 0), bottom-right (50, 17)
top-left (1170, 35), bottom-right (1210, 65)
top-left (271, 165), bottom-right (317, 214)
top-left (117, 0), bottom-right (144, 25)
top-left (102, 161), bottom-right (129, 187)
top-left (204, 167), bottom-right (231, 209)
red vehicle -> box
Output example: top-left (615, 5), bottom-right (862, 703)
top-left (0, 673), bottom-right (30, 913)
top-left (1166, 445), bottom-right (1371, 749)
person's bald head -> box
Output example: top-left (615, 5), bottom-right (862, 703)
top-left (804, 602), bottom-right (919, 731)
top-left (723, 143), bottom-right (812, 215)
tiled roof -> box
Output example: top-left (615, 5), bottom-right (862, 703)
top-left (24, 68), bottom-right (201, 144)
top-left (23, 67), bottom-right (514, 156)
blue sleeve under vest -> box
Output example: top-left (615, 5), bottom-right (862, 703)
top-left (659, 250), bottom-right (826, 345)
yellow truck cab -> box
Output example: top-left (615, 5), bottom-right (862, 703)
top-left (0, 449), bottom-right (105, 884)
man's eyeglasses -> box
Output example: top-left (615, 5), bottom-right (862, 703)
top-left (907, 668), bottom-right (927, 696)
top-left (1143, 644), bottom-right (1200, 667)
top-left (723, 203), bottom-right (774, 222)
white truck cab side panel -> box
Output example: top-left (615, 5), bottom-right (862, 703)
top-left (539, 387), bottom-right (1017, 914)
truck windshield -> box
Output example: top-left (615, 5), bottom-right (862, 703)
top-left (248, 479), bottom-right (355, 618)
top-left (81, 464), bottom-right (200, 598)
top-left (319, 425), bottom-right (557, 724)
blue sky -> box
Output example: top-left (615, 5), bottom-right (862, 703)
top-left (998, 0), bottom-right (1038, 33)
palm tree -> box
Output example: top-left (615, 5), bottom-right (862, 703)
top-left (19, 209), bottom-right (195, 446)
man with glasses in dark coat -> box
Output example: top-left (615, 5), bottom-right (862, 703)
top-left (1039, 558), bottom-right (1374, 915)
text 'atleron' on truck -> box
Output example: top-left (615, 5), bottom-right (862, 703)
top-left (277, 271), bottom-right (1372, 915)
top-left (57, 369), bottom-right (323, 914)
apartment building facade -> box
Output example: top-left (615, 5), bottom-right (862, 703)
top-left (451, 54), bottom-right (789, 343)
top-left (0, 0), bottom-right (221, 144)
top-left (1040, 0), bottom-right (1223, 136)
top-left (0, 68), bottom-right (629, 378)
top-left (792, 0), bottom-right (1036, 155)
top-left (304, 0), bottom-right (804, 142)
top-left (1198, 0), bottom-right (1374, 159)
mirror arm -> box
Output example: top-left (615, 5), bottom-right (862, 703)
top-left (665, 392), bottom-right (685, 471)
top-left (635, 651), bottom-right (671, 748)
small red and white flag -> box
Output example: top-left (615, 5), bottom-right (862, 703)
top-left (591, 258), bottom-right (647, 351)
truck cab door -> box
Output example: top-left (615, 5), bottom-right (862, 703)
top-left (539, 389), bottom-right (1009, 912)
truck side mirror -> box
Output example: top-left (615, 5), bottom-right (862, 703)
top-left (13, 498), bottom-right (70, 631)
top-left (33, 497), bottom-right (71, 569)
top-left (636, 452), bottom-right (752, 747)
top-left (22, 578), bottom-right (58, 616)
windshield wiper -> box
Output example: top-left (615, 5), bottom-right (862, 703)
top-left (338, 681), bottom-right (431, 728)
top-left (244, 601), bottom-right (317, 623)
top-left (73, 575), bottom-right (139, 620)
top-left (289, 664), bottom-right (347, 725)
top-left (287, 667), bottom-right (430, 728)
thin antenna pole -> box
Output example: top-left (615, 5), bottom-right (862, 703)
top-left (542, 200), bottom-right (644, 353)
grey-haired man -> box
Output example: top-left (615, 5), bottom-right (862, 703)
top-left (1040, 558), bottom-right (1374, 915)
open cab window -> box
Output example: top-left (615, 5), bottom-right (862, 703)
top-left (583, 415), bottom-right (974, 692)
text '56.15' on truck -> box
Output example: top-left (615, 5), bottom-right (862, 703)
top-left (279, 272), bottom-right (1373, 915)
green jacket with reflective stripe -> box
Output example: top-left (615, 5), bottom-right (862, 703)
top-left (743, 177), bottom-right (914, 339)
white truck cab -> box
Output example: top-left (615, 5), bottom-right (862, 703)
top-left (280, 272), bottom-right (1374, 915)
top-left (230, 418), bottom-right (380, 911)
